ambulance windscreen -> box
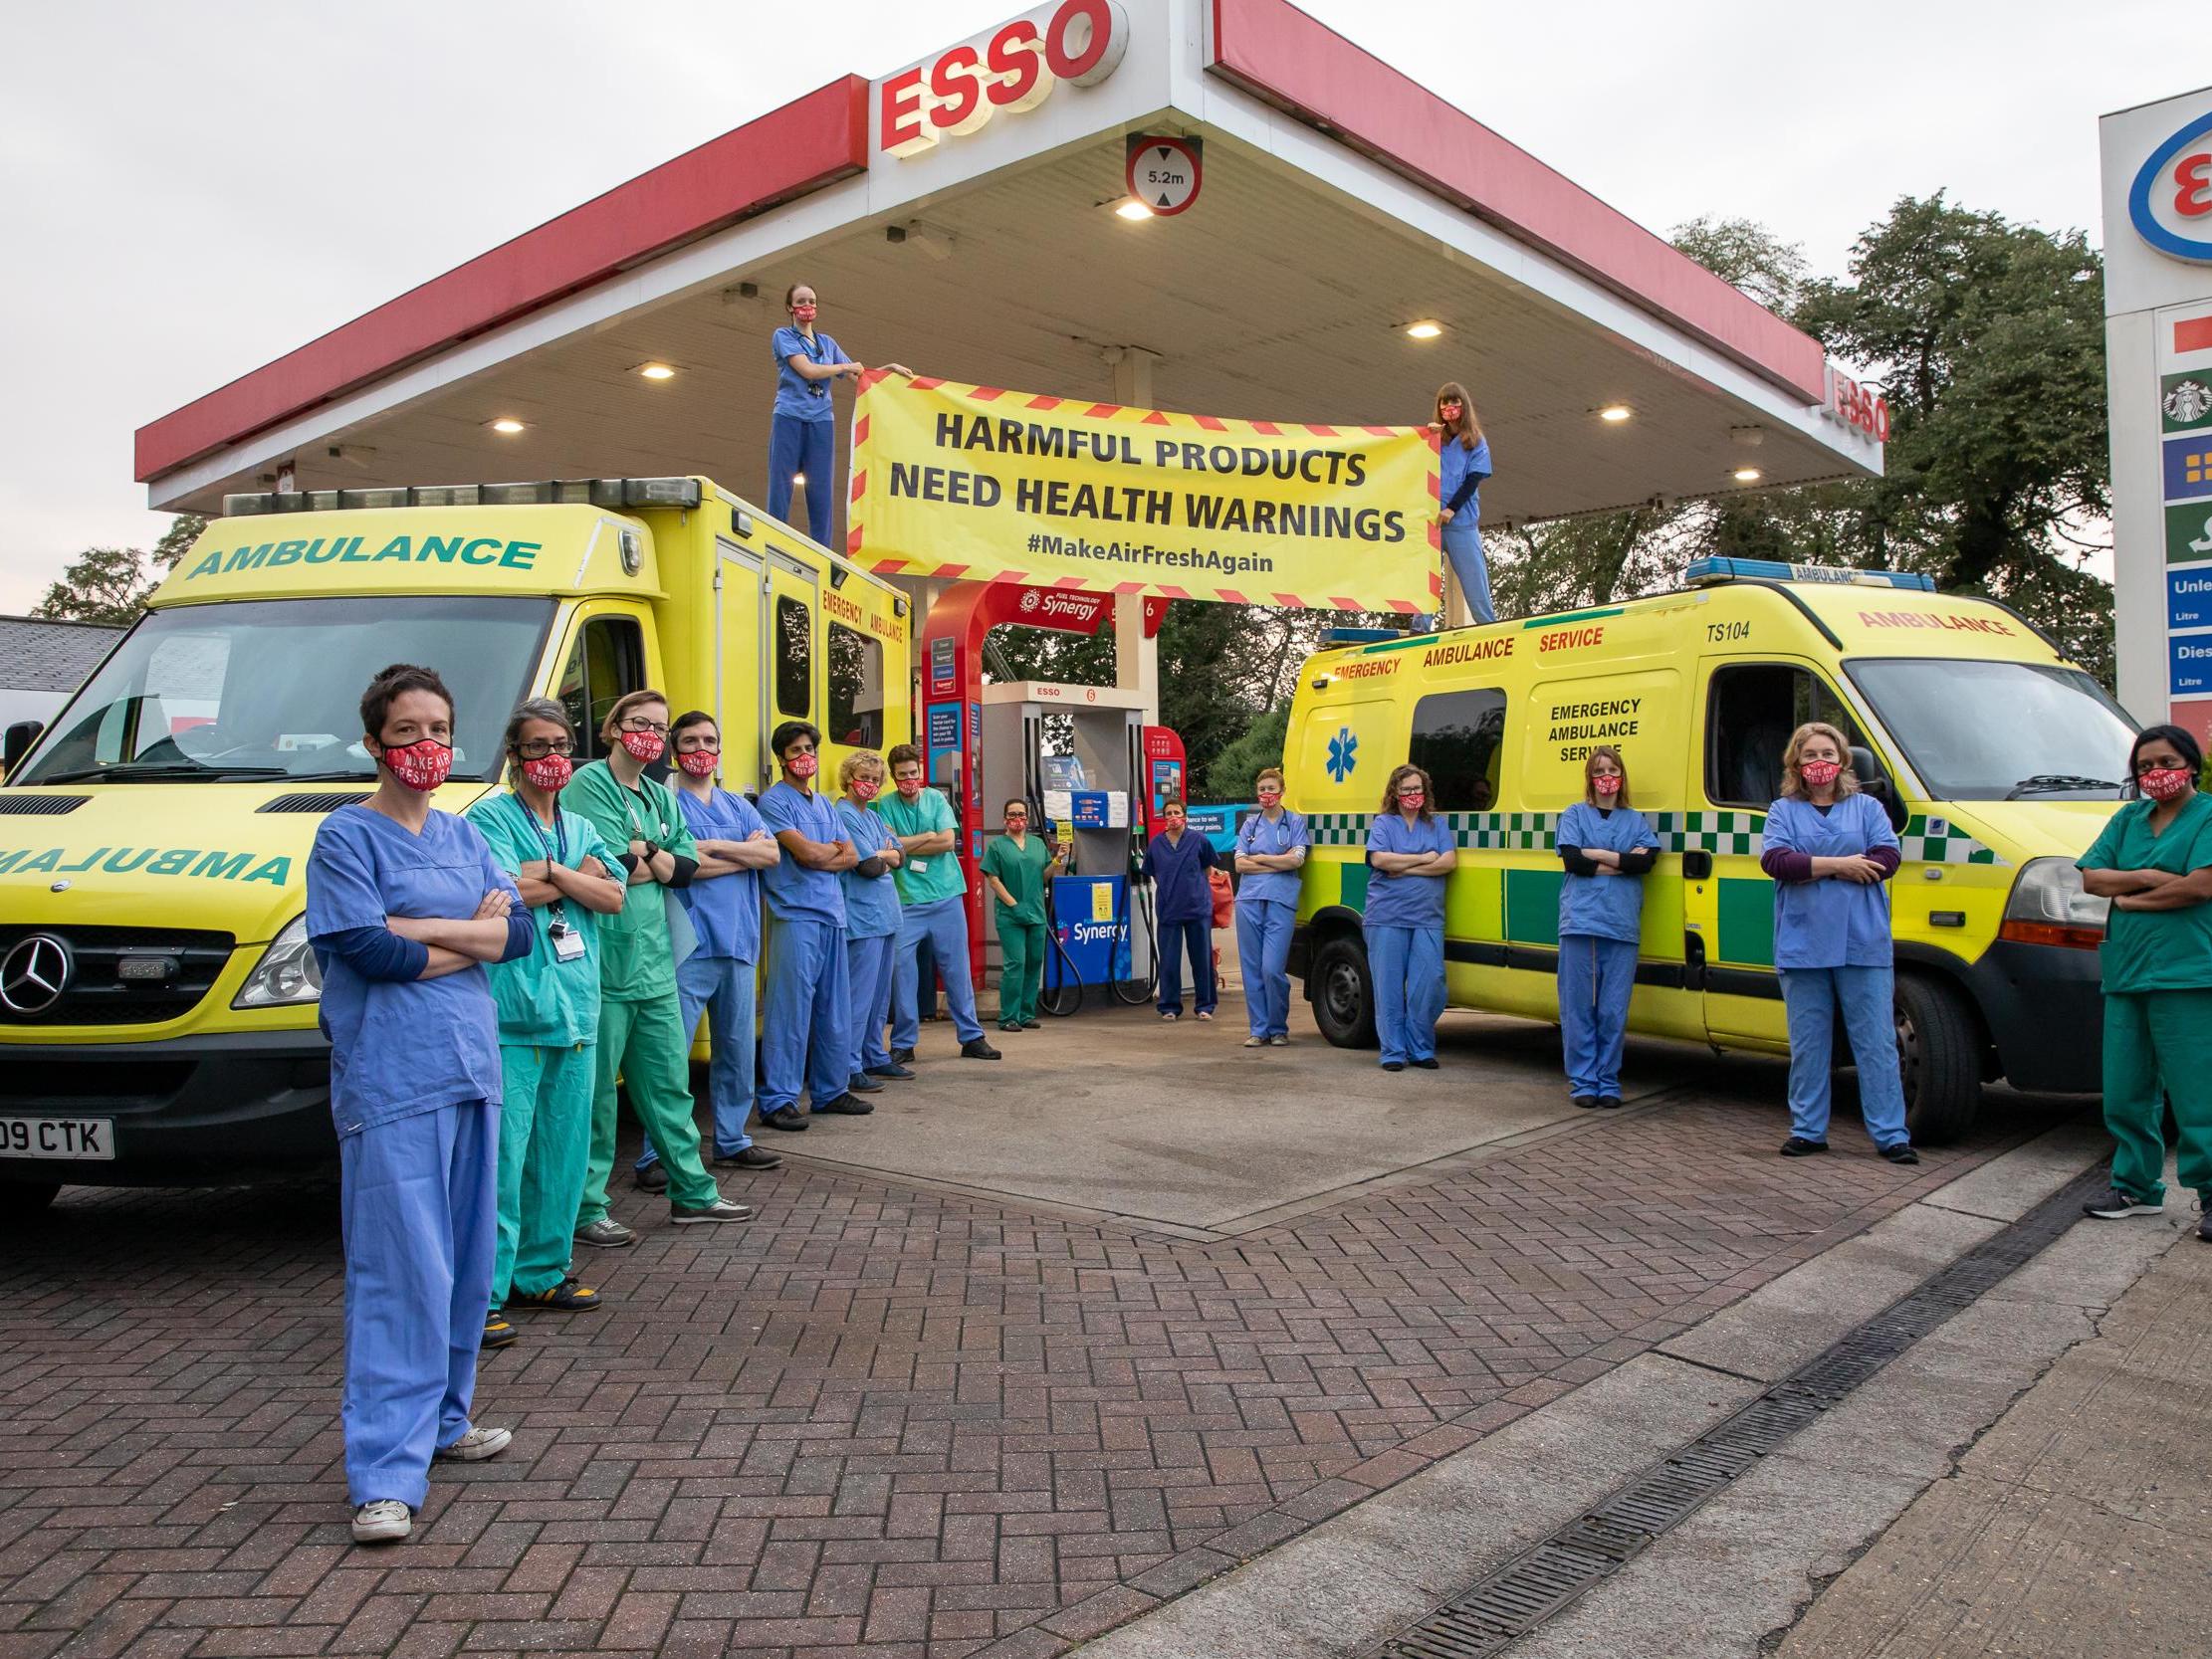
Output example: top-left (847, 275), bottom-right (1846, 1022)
top-left (1846, 660), bottom-right (2134, 801)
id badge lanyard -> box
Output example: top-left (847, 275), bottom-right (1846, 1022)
top-left (514, 795), bottom-right (571, 930)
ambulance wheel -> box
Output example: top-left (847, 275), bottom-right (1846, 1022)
top-left (1312, 933), bottom-right (1378, 1050)
top-left (1895, 973), bottom-right (1978, 1144)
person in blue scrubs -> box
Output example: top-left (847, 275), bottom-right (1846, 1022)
top-left (836, 750), bottom-right (906, 1094)
top-left (633, 712), bottom-right (786, 1192)
top-left (306, 664), bottom-right (534, 1545)
top-left (769, 282), bottom-right (912, 545)
top-left (1759, 721), bottom-right (1916, 1163)
top-left (875, 743), bottom-right (998, 1064)
top-left (1431, 381), bottom-right (1494, 625)
top-left (1233, 767), bottom-right (1308, 1047)
top-left (1365, 763), bottom-right (1457, 1071)
top-left (1145, 799), bottom-right (1220, 1020)
top-left (757, 720), bottom-right (869, 1128)
top-left (1555, 746), bottom-right (1659, 1110)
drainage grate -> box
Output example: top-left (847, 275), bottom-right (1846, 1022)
top-left (1370, 1165), bottom-right (2104, 1659)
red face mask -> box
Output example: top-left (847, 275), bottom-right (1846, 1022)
top-left (381, 738), bottom-right (452, 792)
top-left (1438, 401), bottom-right (1463, 424)
top-left (2139, 766), bottom-right (2195, 802)
top-left (1398, 793), bottom-right (1426, 812)
top-left (676, 748), bottom-right (719, 777)
top-left (850, 777), bottom-right (879, 801)
top-left (791, 303), bottom-right (817, 323)
top-left (786, 751), bottom-right (818, 779)
top-left (895, 775), bottom-right (923, 798)
top-left (620, 728), bottom-right (665, 763)
top-left (1798, 758), bottom-right (1843, 788)
top-left (521, 753), bottom-right (572, 792)
top-left (1593, 773), bottom-right (1622, 796)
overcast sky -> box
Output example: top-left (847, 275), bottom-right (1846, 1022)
top-left (0, 0), bottom-right (2185, 613)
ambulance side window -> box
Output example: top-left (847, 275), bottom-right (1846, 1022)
top-left (1411, 688), bottom-right (1507, 811)
top-left (775, 597), bottom-right (812, 719)
top-left (556, 615), bottom-right (646, 761)
top-left (1704, 664), bottom-right (1863, 808)
top-left (828, 621), bottom-right (883, 747)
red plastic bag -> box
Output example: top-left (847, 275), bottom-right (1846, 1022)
top-left (1208, 865), bottom-right (1233, 928)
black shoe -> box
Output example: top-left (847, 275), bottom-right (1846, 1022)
top-left (1019, 1019), bottom-right (1042, 1030)
top-left (867, 1063), bottom-right (916, 1081)
top-left (1598, 1098), bottom-right (1623, 1111)
top-left (1779, 1137), bottom-right (1830, 1157)
top-left (509, 1275), bottom-right (602, 1312)
top-left (1572, 1095), bottom-right (1599, 1110)
top-left (670, 1198), bottom-right (754, 1224)
top-left (961, 1038), bottom-right (1001, 1060)
top-left (482, 1313), bottom-right (519, 1350)
top-left (2082, 1185), bottom-right (2162, 1219)
top-left (1381, 1060), bottom-right (1406, 1073)
top-left (632, 1162), bottom-right (669, 1194)
top-left (813, 1093), bottom-right (875, 1116)
top-left (1410, 1057), bottom-right (1439, 1070)
top-left (1879, 1141), bottom-right (1920, 1165)
top-left (2198, 1202), bottom-right (2212, 1244)
top-left (714, 1145), bottom-right (783, 1170)
top-left (847, 1071), bottom-right (884, 1094)
top-left (760, 1106), bottom-right (811, 1133)
top-left (998, 1020), bottom-right (1024, 1033)
top-left (891, 1047), bottom-right (917, 1063)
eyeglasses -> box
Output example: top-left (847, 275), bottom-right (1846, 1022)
top-left (619, 718), bottom-right (671, 736)
top-left (517, 738), bottom-right (575, 758)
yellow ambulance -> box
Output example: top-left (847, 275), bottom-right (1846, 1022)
top-left (1284, 559), bottom-right (2133, 1141)
top-left (0, 477), bottom-right (908, 1206)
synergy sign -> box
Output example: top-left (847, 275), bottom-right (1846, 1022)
top-left (879, 0), bottom-right (1128, 159)
top-left (2128, 106), bottom-right (2212, 264)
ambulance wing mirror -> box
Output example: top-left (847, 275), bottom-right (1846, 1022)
top-left (1851, 744), bottom-right (1907, 833)
top-left (3, 720), bottom-right (42, 777)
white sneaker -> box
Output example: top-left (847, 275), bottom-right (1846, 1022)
top-left (351, 1500), bottom-right (412, 1543)
top-left (433, 1425), bottom-right (513, 1462)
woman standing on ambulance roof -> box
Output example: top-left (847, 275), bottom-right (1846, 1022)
top-left (2076, 725), bottom-right (2212, 1241)
top-left (768, 283), bottom-right (912, 547)
top-left (1429, 382), bottom-right (1494, 625)
top-left (306, 663), bottom-right (534, 1545)
top-left (1759, 722), bottom-right (1916, 1165)
top-left (1555, 747), bottom-right (1659, 1110)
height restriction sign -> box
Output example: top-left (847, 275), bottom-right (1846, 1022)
top-left (1126, 134), bottom-right (1202, 216)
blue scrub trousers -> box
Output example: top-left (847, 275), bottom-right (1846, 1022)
top-left (768, 414), bottom-right (835, 545)
top-left (891, 895), bottom-right (985, 1047)
top-left (635, 952), bottom-right (758, 1170)
top-left (1442, 523), bottom-right (1494, 625)
top-left (493, 1043), bottom-right (593, 1307)
top-left (1235, 899), bottom-right (1294, 1039)
top-left (340, 1098), bottom-right (498, 1510)
top-left (1157, 916), bottom-right (1216, 1015)
top-left (1780, 964), bottom-right (1909, 1147)
top-left (762, 916), bottom-right (851, 1112)
top-left (1367, 923), bottom-right (1445, 1066)
top-left (846, 932), bottom-right (898, 1077)
top-left (1558, 933), bottom-right (1637, 1100)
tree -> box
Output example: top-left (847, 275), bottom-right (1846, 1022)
top-left (1202, 707), bottom-right (1287, 799)
top-left (32, 515), bottom-right (206, 625)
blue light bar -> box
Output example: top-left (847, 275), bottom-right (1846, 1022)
top-left (1685, 557), bottom-right (1936, 591)
top-left (1322, 627), bottom-right (1403, 644)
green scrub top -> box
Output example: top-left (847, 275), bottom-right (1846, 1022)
top-left (982, 832), bottom-right (1052, 926)
top-left (873, 787), bottom-right (966, 906)
top-left (464, 790), bottom-right (616, 1046)
top-left (564, 760), bottom-right (700, 1002)
top-left (2078, 790), bottom-right (2212, 994)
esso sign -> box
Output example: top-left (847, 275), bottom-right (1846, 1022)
top-left (880, 0), bottom-right (1128, 160)
top-left (2128, 106), bottom-right (2212, 263)
top-left (1822, 365), bottom-right (1890, 446)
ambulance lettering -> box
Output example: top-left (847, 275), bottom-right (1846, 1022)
top-left (1538, 625), bottom-right (1606, 652)
top-left (0, 846), bottom-right (292, 884)
top-left (1422, 638), bottom-right (1513, 667)
top-left (1335, 658), bottom-right (1399, 679)
top-left (1857, 609), bottom-right (2012, 636)
top-left (180, 532), bottom-right (535, 580)
top-left (1548, 696), bottom-right (1643, 761)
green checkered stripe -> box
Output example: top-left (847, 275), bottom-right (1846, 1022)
top-left (1303, 807), bottom-right (2001, 865)
top-left (1649, 811), bottom-right (1765, 855)
top-left (1306, 810), bottom-right (1560, 850)
top-left (1897, 814), bottom-right (2005, 865)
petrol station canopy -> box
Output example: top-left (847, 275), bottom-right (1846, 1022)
top-left (135, 0), bottom-right (1883, 542)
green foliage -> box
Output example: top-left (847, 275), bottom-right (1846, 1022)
top-left (1202, 707), bottom-right (1287, 800)
top-left (33, 515), bottom-right (207, 625)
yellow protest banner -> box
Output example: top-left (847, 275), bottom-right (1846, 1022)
top-left (847, 372), bottom-right (1442, 613)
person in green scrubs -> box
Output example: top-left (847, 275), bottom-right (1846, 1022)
top-left (980, 798), bottom-right (1060, 1033)
top-left (564, 690), bottom-right (753, 1244)
top-left (464, 701), bottom-right (628, 1346)
top-left (2077, 724), bottom-right (2212, 1241)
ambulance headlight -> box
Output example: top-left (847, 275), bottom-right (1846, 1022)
top-left (1997, 858), bottom-right (2108, 950)
top-left (233, 915), bottom-right (324, 1008)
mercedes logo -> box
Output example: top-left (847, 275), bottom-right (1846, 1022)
top-left (0, 934), bottom-right (71, 1016)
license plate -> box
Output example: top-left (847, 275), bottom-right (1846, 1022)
top-left (0, 1117), bottom-right (114, 1160)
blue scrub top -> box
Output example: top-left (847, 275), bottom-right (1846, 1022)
top-left (1763, 793), bottom-right (1898, 968)
top-left (772, 324), bottom-right (850, 420)
top-left (1557, 802), bottom-right (1659, 945)
top-left (1364, 811), bottom-right (1455, 930)
top-left (837, 798), bottom-right (902, 939)
top-left (1438, 437), bottom-right (1493, 522)
top-left (463, 792), bottom-right (614, 1047)
top-left (759, 780), bottom-right (849, 927)
top-left (1234, 808), bottom-right (1309, 909)
top-left (307, 804), bottom-right (518, 1135)
top-left (1145, 827), bottom-right (1218, 923)
top-left (676, 786), bottom-right (770, 963)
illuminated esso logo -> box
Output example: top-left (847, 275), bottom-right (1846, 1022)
top-left (1822, 366), bottom-right (1890, 446)
top-left (880, 0), bottom-right (1128, 159)
top-left (2130, 107), bottom-right (2212, 263)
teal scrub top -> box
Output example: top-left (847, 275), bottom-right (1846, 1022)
top-left (873, 786), bottom-right (966, 906)
top-left (464, 790), bottom-right (616, 1046)
top-left (982, 832), bottom-right (1052, 926)
top-left (563, 760), bottom-right (700, 1002)
top-left (2078, 790), bottom-right (2212, 994)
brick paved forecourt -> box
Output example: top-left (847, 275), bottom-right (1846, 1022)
top-left (1, 1042), bottom-right (2063, 1659)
